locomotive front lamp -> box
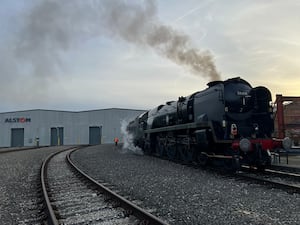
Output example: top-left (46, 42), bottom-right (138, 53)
top-left (231, 124), bottom-right (237, 136)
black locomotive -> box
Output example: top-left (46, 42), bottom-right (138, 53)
top-left (127, 77), bottom-right (291, 171)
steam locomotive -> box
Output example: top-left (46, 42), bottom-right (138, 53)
top-left (127, 77), bottom-right (291, 171)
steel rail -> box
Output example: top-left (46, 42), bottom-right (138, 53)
top-left (241, 165), bottom-right (300, 180)
top-left (0, 146), bottom-right (47, 154)
top-left (270, 164), bottom-right (300, 174)
top-left (236, 171), bottom-right (300, 194)
top-left (40, 147), bottom-right (79, 225)
top-left (264, 168), bottom-right (300, 180)
top-left (67, 148), bottom-right (169, 225)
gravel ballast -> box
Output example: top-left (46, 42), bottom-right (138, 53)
top-left (0, 146), bottom-right (70, 225)
top-left (71, 144), bottom-right (300, 225)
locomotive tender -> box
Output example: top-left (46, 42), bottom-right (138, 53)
top-left (127, 77), bottom-right (291, 170)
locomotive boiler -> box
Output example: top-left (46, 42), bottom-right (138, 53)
top-left (127, 77), bottom-right (291, 171)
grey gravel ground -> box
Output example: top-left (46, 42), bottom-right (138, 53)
top-left (0, 146), bottom-right (70, 225)
top-left (71, 144), bottom-right (300, 225)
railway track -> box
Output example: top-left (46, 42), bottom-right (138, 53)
top-left (162, 151), bottom-right (300, 194)
top-left (41, 147), bottom-right (168, 225)
top-left (0, 146), bottom-right (44, 154)
top-left (269, 164), bottom-right (300, 174)
top-left (238, 165), bottom-right (300, 194)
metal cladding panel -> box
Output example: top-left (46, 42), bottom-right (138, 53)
top-left (0, 109), bottom-right (145, 147)
top-left (83, 109), bottom-right (146, 144)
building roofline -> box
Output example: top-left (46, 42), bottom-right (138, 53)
top-left (0, 108), bottom-right (147, 115)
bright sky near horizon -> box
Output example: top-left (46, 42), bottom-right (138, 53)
top-left (0, 0), bottom-right (299, 112)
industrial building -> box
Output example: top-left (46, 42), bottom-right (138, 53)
top-left (275, 95), bottom-right (300, 146)
top-left (0, 108), bottom-right (145, 147)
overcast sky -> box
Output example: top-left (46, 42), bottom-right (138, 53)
top-left (0, 0), bottom-right (299, 112)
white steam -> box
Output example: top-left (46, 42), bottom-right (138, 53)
top-left (120, 119), bottom-right (143, 155)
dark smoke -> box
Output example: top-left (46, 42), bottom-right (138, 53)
top-left (15, 0), bottom-right (220, 81)
top-left (146, 25), bottom-right (220, 80)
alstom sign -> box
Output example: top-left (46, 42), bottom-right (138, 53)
top-left (5, 117), bottom-right (31, 123)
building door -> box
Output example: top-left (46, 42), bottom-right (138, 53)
top-left (50, 127), bottom-right (64, 146)
top-left (11, 128), bottom-right (24, 147)
top-left (89, 126), bottom-right (102, 145)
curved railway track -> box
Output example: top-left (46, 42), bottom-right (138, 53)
top-left (238, 165), bottom-right (300, 194)
top-left (41, 147), bottom-right (168, 225)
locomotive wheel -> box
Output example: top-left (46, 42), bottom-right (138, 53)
top-left (178, 145), bottom-right (193, 164)
top-left (256, 165), bottom-right (266, 171)
top-left (166, 144), bottom-right (177, 161)
top-left (197, 152), bottom-right (209, 167)
top-left (155, 142), bottom-right (166, 157)
top-left (224, 156), bottom-right (239, 172)
top-left (143, 142), bottom-right (152, 155)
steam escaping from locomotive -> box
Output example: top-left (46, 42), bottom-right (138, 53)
top-left (120, 119), bottom-right (143, 155)
top-left (14, 0), bottom-right (220, 82)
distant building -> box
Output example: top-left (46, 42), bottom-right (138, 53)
top-left (274, 96), bottom-right (300, 146)
top-left (0, 108), bottom-right (145, 147)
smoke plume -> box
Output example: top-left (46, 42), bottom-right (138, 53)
top-left (15, 0), bottom-right (220, 81)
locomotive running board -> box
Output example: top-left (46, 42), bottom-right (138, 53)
top-left (201, 152), bottom-right (242, 159)
top-left (144, 121), bottom-right (232, 144)
top-left (144, 121), bottom-right (210, 134)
